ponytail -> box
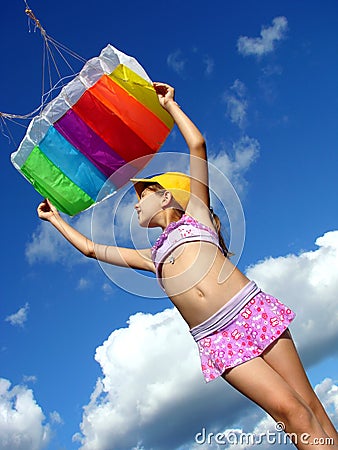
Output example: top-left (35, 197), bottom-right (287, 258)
top-left (209, 208), bottom-right (232, 257)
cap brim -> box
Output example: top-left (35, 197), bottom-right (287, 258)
top-left (130, 178), bottom-right (157, 200)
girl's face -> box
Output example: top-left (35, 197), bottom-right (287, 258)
top-left (134, 188), bottom-right (163, 228)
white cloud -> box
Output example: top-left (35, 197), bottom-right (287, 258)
top-left (315, 378), bottom-right (338, 427)
top-left (261, 64), bottom-right (283, 77)
top-left (185, 377), bottom-right (338, 450)
top-left (203, 54), bottom-right (215, 76)
top-left (237, 16), bottom-right (288, 57)
top-left (5, 303), bottom-right (29, 327)
top-left (0, 378), bottom-right (50, 450)
top-left (188, 376), bottom-right (338, 450)
top-left (101, 282), bottom-right (113, 295)
top-left (246, 230), bottom-right (338, 366)
top-left (209, 135), bottom-right (260, 195)
top-left (208, 136), bottom-right (259, 261)
top-left (49, 411), bottom-right (63, 425)
top-left (25, 210), bottom-right (94, 266)
top-left (75, 308), bottom-right (253, 450)
top-left (25, 220), bottom-right (70, 264)
top-left (77, 278), bottom-right (90, 290)
top-left (22, 375), bottom-right (37, 384)
top-left (167, 50), bottom-right (186, 74)
top-left (167, 48), bottom-right (214, 77)
top-left (223, 80), bottom-right (248, 128)
top-left (76, 230), bottom-right (338, 449)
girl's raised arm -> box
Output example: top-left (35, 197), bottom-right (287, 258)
top-left (37, 199), bottom-right (154, 271)
top-left (153, 82), bottom-right (210, 211)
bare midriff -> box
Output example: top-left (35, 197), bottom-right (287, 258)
top-left (159, 241), bottom-right (250, 328)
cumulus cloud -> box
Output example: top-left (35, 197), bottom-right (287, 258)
top-left (315, 378), bottom-right (338, 427)
top-left (188, 378), bottom-right (338, 450)
top-left (223, 79), bottom-right (248, 128)
top-left (74, 309), bottom-right (254, 450)
top-left (0, 378), bottom-right (50, 450)
top-left (76, 230), bottom-right (338, 449)
top-left (5, 303), bottom-right (29, 327)
top-left (208, 136), bottom-right (259, 264)
top-left (25, 209), bottom-right (93, 266)
top-left (237, 16), bottom-right (288, 58)
top-left (25, 221), bottom-right (70, 264)
top-left (246, 230), bottom-right (338, 365)
top-left (209, 135), bottom-right (260, 195)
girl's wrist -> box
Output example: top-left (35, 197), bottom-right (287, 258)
top-left (163, 99), bottom-right (180, 112)
top-left (49, 212), bottom-right (61, 226)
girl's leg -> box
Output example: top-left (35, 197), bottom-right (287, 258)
top-left (222, 355), bottom-right (336, 449)
top-left (262, 330), bottom-right (337, 443)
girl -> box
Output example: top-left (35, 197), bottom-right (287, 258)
top-left (37, 83), bottom-right (337, 449)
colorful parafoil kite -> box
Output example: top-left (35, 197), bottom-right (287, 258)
top-left (11, 45), bottom-right (174, 215)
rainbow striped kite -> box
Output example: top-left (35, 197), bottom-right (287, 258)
top-left (11, 45), bottom-right (174, 215)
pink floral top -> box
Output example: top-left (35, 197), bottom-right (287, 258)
top-left (151, 214), bottom-right (221, 289)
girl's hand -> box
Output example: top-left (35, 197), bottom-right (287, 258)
top-left (37, 199), bottom-right (59, 222)
top-left (153, 82), bottom-right (175, 109)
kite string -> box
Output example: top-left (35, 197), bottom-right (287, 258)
top-left (0, 2), bottom-right (86, 121)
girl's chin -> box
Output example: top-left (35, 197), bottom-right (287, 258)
top-left (137, 217), bottom-right (148, 228)
top-left (139, 220), bottom-right (156, 229)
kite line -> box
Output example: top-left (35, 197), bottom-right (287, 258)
top-left (1, 1), bottom-right (86, 140)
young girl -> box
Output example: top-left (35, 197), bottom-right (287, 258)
top-left (37, 83), bottom-right (337, 449)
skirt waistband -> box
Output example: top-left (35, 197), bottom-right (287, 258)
top-left (190, 281), bottom-right (261, 341)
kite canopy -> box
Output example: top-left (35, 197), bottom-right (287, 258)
top-left (11, 45), bottom-right (174, 215)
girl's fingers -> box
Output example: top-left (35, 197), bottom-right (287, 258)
top-left (153, 82), bottom-right (172, 93)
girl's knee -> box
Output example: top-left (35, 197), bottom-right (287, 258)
top-left (306, 393), bottom-right (326, 417)
top-left (275, 394), bottom-right (315, 430)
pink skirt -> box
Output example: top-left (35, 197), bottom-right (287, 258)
top-left (194, 291), bottom-right (295, 382)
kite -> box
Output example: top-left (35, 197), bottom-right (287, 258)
top-left (10, 44), bottom-right (174, 215)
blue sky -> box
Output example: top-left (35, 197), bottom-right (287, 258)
top-left (1, 1), bottom-right (338, 449)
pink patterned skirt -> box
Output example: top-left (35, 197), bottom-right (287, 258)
top-left (191, 288), bottom-right (295, 383)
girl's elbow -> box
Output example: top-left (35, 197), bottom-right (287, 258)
top-left (196, 138), bottom-right (206, 149)
top-left (191, 139), bottom-right (207, 156)
top-left (85, 240), bottom-right (96, 259)
top-left (86, 250), bottom-right (96, 259)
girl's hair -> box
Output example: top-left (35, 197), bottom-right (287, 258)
top-left (209, 209), bottom-right (233, 257)
top-left (142, 183), bottom-right (231, 257)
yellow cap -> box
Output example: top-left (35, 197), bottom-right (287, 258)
top-left (130, 172), bottom-right (190, 210)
